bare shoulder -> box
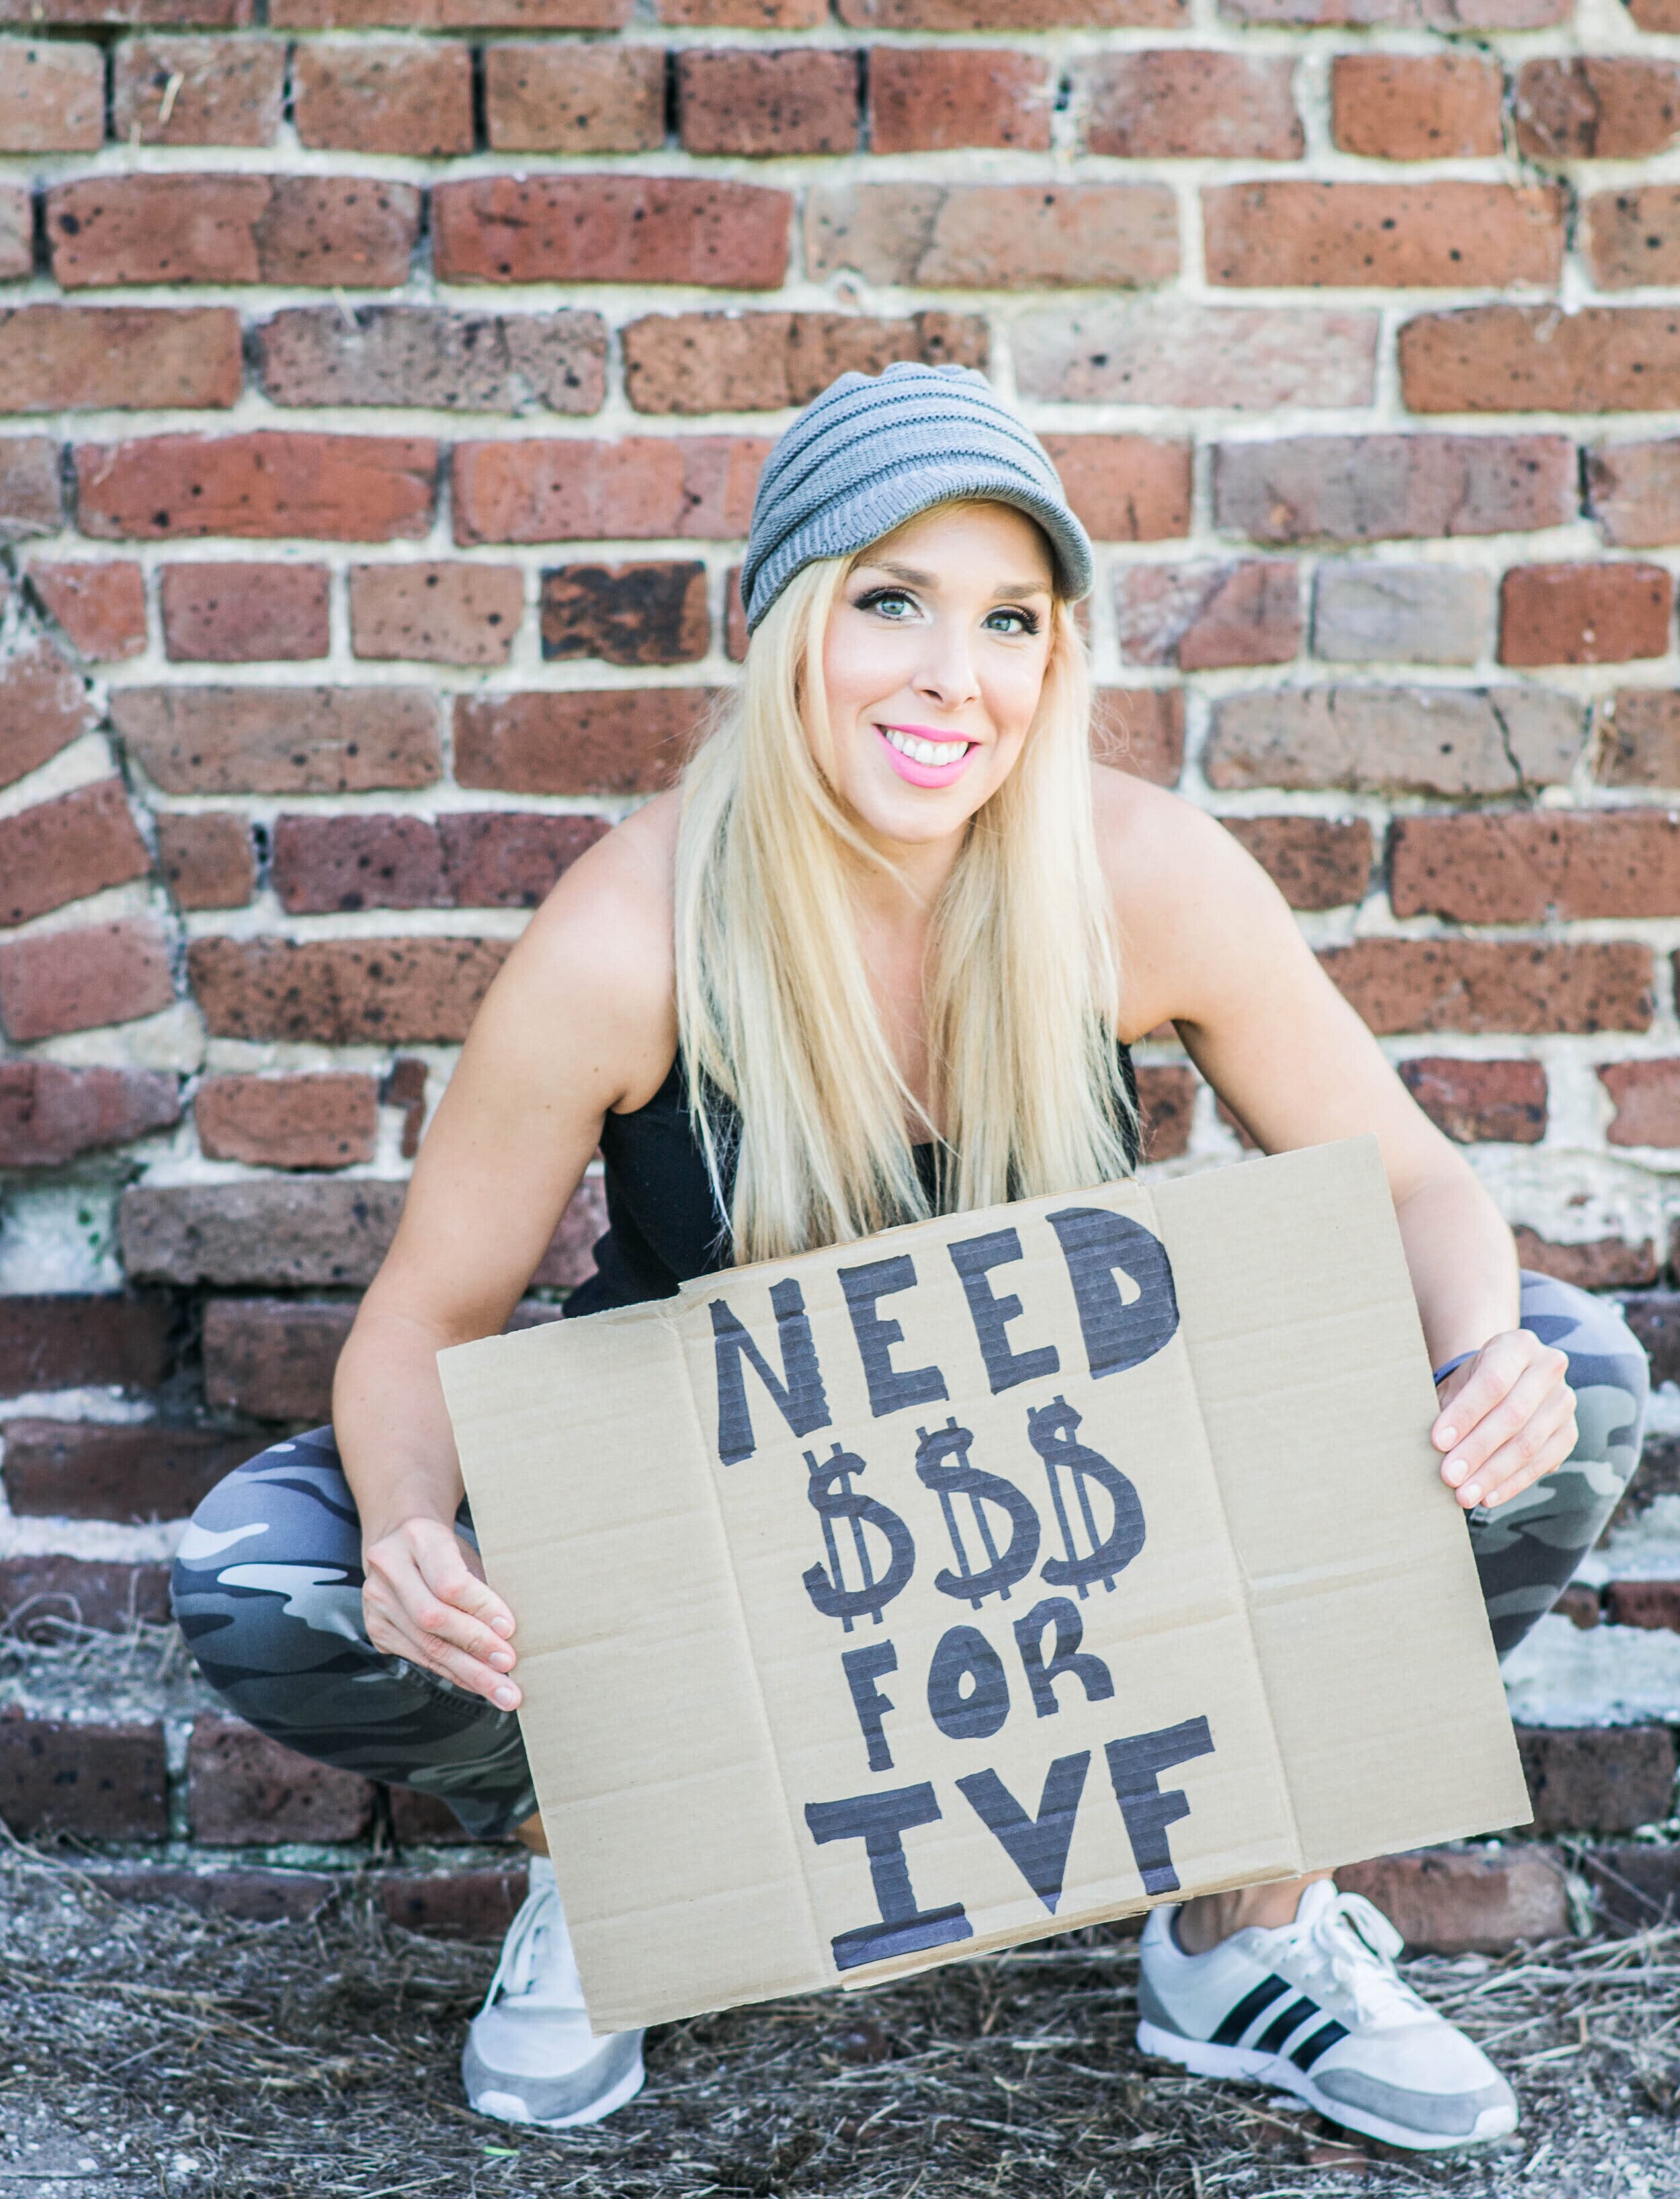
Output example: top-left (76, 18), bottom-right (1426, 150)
top-left (1091, 763), bottom-right (1256, 919)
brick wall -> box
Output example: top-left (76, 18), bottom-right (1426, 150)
top-left (0, 0), bottom-right (1677, 1911)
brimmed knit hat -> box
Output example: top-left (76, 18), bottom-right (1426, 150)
top-left (739, 362), bottom-right (1093, 634)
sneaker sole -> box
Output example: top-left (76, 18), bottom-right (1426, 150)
top-left (464, 2036), bottom-right (646, 2130)
top-left (1136, 2020), bottom-right (1517, 2153)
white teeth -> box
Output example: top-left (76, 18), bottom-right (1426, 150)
top-left (883, 727), bottom-right (970, 767)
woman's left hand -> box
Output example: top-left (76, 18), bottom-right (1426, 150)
top-left (1433, 1331), bottom-right (1577, 1511)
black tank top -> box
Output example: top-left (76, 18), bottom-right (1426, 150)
top-left (563, 1042), bottom-right (1140, 1317)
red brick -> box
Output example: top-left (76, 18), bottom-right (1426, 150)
top-left (1626, 1294), bottom-right (1680, 1386)
top-left (78, 432), bottom-right (436, 542)
top-left (1091, 688), bottom-right (1183, 786)
top-left (120, 1178), bottom-right (407, 1288)
top-left (1226, 0), bottom-right (1562, 21)
top-left (0, 1294), bottom-right (169, 1397)
top-left (871, 48), bottom-right (1051, 154)
top-left (1605, 1581), bottom-right (1680, 1631)
top-left (387, 1787), bottom-right (480, 1845)
top-left (529, 1174), bottom-right (607, 1288)
top-left (1601, 1060), bottom-right (1680, 1148)
top-left (0, 1063), bottom-right (178, 1168)
top-left (0, 41), bottom-right (103, 150)
top-left (438, 813), bottom-right (608, 909)
top-left (1118, 561), bottom-right (1299, 671)
top-left (726, 563), bottom-right (748, 662)
top-left (660, 0), bottom-right (823, 17)
top-left (294, 40), bottom-right (472, 156)
top-left (113, 684), bottom-right (442, 793)
top-left (1587, 441), bottom-right (1680, 550)
top-left (196, 1072), bottom-right (378, 1169)
top-left (1037, 436), bottom-right (1189, 543)
top-left (1205, 183), bottom-right (1562, 290)
top-left (1083, 52), bottom-right (1300, 159)
top-left (1514, 1232), bottom-right (1659, 1290)
top-left (1501, 563), bottom-right (1671, 667)
top-left (622, 309), bottom-right (985, 416)
top-left (160, 561), bottom-right (329, 663)
top-left (203, 1296), bottom-right (351, 1420)
top-left (256, 304), bottom-right (606, 415)
top-left (383, 1055), bottom-right (426, 1157)
top-left (273, 814), bottom-right (446, 914)
top-left (1632, 0), bottom-right (1680, 26)
top-left (0, 917), bottom-right (175, 1041)
top-left (1217, 435), bottom-right (1574, 547)
top-left (1392, 812), bottom-right (1680, 924)
top-left (454, 688), bottom-right (711, 794)
top-left (350, 562), bottom-right (521, 665)
top-left (379, 1865), bottom-right (528, 1940)
top-left (1398, 1057), bottom-right (1546, 1144)
top-left (29, 561), bottom-right (146, 661)
top-left (452, 435), bottom-right (767, 547)
top-left (807, 181), bottom-right (1177, 290)
top-left (678, 48), bottom-right (857, 157)
top-left (1320, 940), bottom-right (1653, 1037)
top-left (1207, 686), bottom-right (1583, 796)
top-left (1597, 692), bottom-right (1680, 788)
top-left (48, 175), bottom-right (419, 288)
top-left (0, 185), bottom-right (30, 280)
top-left (190, 1715), bottom-right (374, 1845)
top-left (433, 176), bottom-right (790, 289)
top-left (838, 0), bottom-right (1184, 20)
top-left (1515, 59), bottom-right (1680, 161)
top-left (0, 635), bottom-right (97, 791)
top-left (1588, 189), bottom-right (1680, 290)
top-left (0, 1718), bottom-right (166, 1841)
top-left (1335, 1850), bottom-right (1566, 1955)
top-left (0, 438), bottom-right (62, 536)
top-left (0, 0), bottom-right (253, 19)
top-left (1401, 306), bottom-right (1680, 415)
top-left (1331, 53), bottom-right (1501, 160)
top-left (485, 42), bottom-right (661, 153)
top-left (0, 305), bottom-right (241, 413)
top-left (113, 34), bottom-right (284, 144)
top-left (91, 1866), bottom-right (335, 1923)
top-left (273, 0), bottom-right (627, 19)
top-left (0, 780), bottom-right (150, 928)
top-left (541, 561), bottom-right (708, 667)
top-left (0, 1555), bottom-right (170, 1633)
top-left (1, 1421), bottom-right (260, 1521)
top-left (1132, 1063), bottom-right (1195, 1161)
top-left (1516, 1725), bottom-right (1677, 1833)
top-left (1222, 816), bottom-right (1371, 910)
top-left (189, 935), bottom-right (507, 1043)
top-left (156, 812), bottom-right (255, 909)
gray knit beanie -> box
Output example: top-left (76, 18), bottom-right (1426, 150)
top-left (739, 362), bottom-right (1093, 634)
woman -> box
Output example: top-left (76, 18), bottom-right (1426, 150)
top-left (173, 366), bottom-right (1648, 2151)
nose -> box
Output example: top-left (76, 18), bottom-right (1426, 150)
top-left (911, 614), bottom-right (979, 712)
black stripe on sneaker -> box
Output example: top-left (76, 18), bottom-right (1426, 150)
top-left (1255, 1996), bottom-right (1318, 2055)
top-left (1210, 1975), bottom-right (1291, 2048)
top-left (1289, 2019), bottom-right (1349, 2072)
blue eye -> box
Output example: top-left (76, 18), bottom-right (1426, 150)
top-left (986, 608), bottom-right (1040, 636)
top-left (857, 587), bottom-right (917, 619)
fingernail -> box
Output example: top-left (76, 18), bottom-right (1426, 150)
top-left (1437, 1426), bottom-right (1458, 1450)
top-left (489, 1650), bottom-right (513, 1671)
top-left (1444, 1455), bottom-right (1467, 1485)
top-left (1460, 1483), bottom-right (1482, 1507)
top-left (492, 1617), bottom-right (513, 1638)
top-left (493, 1684), bottom-right (519, 1710)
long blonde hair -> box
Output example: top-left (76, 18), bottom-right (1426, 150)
top-left (673, 520), bottom-right (1136, 1266)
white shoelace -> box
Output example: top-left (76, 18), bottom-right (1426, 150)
top-left (1269, 1889), bottom-right (1425, 2031)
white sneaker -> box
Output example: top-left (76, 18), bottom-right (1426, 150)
top-left (462, 1856), bottom-right (645, 2128)
top-left (1136, 1880), bottom-right (1517, 2151)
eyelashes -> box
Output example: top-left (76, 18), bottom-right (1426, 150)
top-left (851, 587), bottom-right (1042, 636)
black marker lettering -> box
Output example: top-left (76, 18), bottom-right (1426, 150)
top-left (841, 1641), bottom-right (899, 1773)
top-left (926, 1623), bottom-right (1011, 1741)
top-left (710, 1279), bottom-right (831, 1466)
top-left (803, 1784), bottom-right (972, 1972)
top-left (838, 1255), bottom-right (949, 1419)
top-left (1013, 1596), bottom-right (1116, 1719)
top-left (948, 1228), bottom-right (1060, 1394)
top-left (1046, 1208), bottom-right (1179, 1380)
top-left (1105, 1716), bottom-right (1216, 1896)
top-left (956, 1753), bottom-right (1091, 1914)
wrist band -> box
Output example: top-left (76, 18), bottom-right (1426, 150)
top-left (1432, 1350), bottom-right (1477, 1387)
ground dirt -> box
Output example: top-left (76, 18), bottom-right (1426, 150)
top-left (0, 1843), bottom-right (1675, 2199)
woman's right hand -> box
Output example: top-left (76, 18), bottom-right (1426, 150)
top-left (362, 1518), bottom-right (522, 1711)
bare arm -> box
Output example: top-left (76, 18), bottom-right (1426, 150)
top-left (333, 800), bottom-right (679, 1707)
top-left (1103, 772), bottom-right (1574, 1513)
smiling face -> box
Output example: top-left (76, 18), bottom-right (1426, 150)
top-left (814, 501), bottom-right (1058, 856)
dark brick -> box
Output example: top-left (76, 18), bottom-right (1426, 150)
top-left (1619, 1293), bottom-right (1679, 1385)
top-left (89, 1865), bottom-right (336, 1925)
top-left (1513, 1231), bottom-right (1659, 1291)
top-left (202, 1297), bottom-right (352, 1421)
top-left (1222, 816), bottom-right (1372, 909)
top-left (1574, 1845), bottom-right (1680, 1936)
top-left (1335, 1850), bottom-right (1568, 1954)
top-left (190, 1714), bottom-right (374, 1843)
top-left (378, 1865), bottom-right (528, 1940)
top-left (1398, 1057), bottom-right (1547, 1143)
top-left (1320, 941), bottom-right (1653, 1037)
top-left (0, 1295), bottom-right (170, 1397)
top-left (433, 176), bottom-right (790, 290)
top-left (255, 305), bottom-right (606, 415)
top-left (1134, 1063), bottom-right (1195, 1161)
top-left (1, 1420), bottom-right (261, 1520)
top-left (439, 813), bottom-right (609, 907)
top-left (114, 685), bottom-right (442, 796)
top-left (1214, 433), bottom-right (1577, 546)
top-left (188, 936), bottom-right (507, 1044)
top-left (454, 689), bottom-right (712, 796)
top-left (1515, 1726), bottom-right (1677, 1834)
top-left (120, 1180), bottom-right (408, 1289)
top-left (540, 561), bottom-right (709, 665)
top-left (388, 1787), bottom-right (481, 1845)
top-left (0, 1555), bottom-right (171, 1636)
top-left (0, 1716), bottom-right (167, 1839)
top-left (274, 814), bottom-right (447, 914)
top-left (0, 1063), bottom-right (179, 1168)
top-left (156, 812), bottom-right (256, 909)
top-left (677, 47), bottom-right (858, 157)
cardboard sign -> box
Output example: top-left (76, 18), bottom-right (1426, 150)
top-left (440, 1138), bottom-right (1529, 2033)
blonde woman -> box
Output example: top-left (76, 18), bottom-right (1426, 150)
top-left (173, 366), bottom-right (1646, 2150)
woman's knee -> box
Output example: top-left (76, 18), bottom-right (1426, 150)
top-left (1517, 1269), bottom-right (1649, 1487)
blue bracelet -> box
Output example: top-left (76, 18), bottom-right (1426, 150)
top-left (1432, 1350), bottom-right (1478, 1387)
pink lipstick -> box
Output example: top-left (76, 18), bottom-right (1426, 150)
top-left (876, 723), bottom-right (976, 790)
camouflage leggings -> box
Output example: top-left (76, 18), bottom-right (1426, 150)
top-left (171, 1271), bottom-right (1648, 1842)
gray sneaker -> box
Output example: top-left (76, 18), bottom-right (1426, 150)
top-left (462, 1856), bottom-right (644, 2128)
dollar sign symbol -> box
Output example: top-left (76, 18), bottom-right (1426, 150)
top-left (801, 1441), bottom-right (916, 1633)
top-left (1027, 1395), bottom-right (1145, 1599)
top-left (914, 1417), bottom-right (1041, 1610)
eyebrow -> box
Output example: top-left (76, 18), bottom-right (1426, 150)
top-left (859, 559), bottom-right (1054, 601)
